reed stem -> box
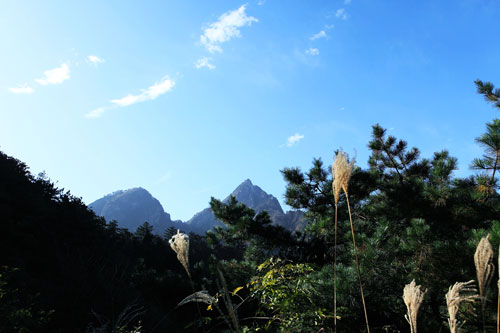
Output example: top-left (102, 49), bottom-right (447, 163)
top-left (346, 195), bottom-right (370, 333)
top-left (334, 204), bottom-right (338, 333)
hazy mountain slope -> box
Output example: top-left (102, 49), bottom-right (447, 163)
top-left (89, 187), bottom-right (180, 234)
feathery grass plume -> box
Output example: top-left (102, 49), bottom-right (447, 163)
top-left (403, 280), bottom-right (427, 333)
top-left (169, 229), bottom-right (191, 279)
top-left (474, 234), bottom-right (494, 332)
top-left (332, 149), bottom-right (355, 200)
top-left (446, 280), bottom-right (479, 333)
top-left (177, 290), bottom-right (216, 308)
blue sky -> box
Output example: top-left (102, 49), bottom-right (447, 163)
top-left (1, 0), bottom-right (500, 221)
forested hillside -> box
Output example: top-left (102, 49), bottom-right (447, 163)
top-left (1, 80), bottom-right (500, 332)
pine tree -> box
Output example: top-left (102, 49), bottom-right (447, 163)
top-left (472, 80), bottom-right (500, 195)
top-left (475, 79), bottom-right (500, 109)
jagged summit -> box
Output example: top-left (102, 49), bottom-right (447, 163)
top-left (89, 179), bottom-right (305, 235)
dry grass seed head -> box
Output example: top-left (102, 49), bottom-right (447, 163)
top-left (403, 280), bottom-right (427, 332)
top-left (169, 229), bottom-right (191, 278)
top-left (332, 150), bottom-right (356, 204)
top-left (445, 280), bottom-right (479, 333)
top-left (474, 234), bottom-right (494, 300)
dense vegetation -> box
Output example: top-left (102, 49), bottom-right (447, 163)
top-left (1, 80), bottom-right (500, 332)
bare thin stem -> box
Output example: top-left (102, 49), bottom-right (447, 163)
top-left (497, 280), bottom-right (499, 333)
top-left (334, 204), bottom-right (338, 333)
top-left (346, 195), bottom-right (370, 333)
top-left (189, 278), bottom-right (207, 333)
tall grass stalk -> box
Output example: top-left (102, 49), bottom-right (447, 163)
top-left (217, 266), bottom-right (240, 333)
top-left (170, 230), bottom-right (206, 333)
top-left (474, 234), bottom-right (494, 333)
top-left (332, 150), bottom-right (369, 333)
top-left (346, 195), bottom-right (370, 333)
top-left (332, 157), bottom-right (341, 332)
top-left (403, 280), bottom-right (427, 333)
top-left (334, 204), bottom-right (338, 332)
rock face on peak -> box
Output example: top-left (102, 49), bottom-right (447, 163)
top-left (231, 179), bottom-right (284, 216)
top-left (89, 187), bottom-right (179, 234)
top-left (186, 179), bottom-right (305, 234)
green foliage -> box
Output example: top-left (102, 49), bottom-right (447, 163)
top-left (248, 258), bottom-right (330, 332)
top-left (0, 267), bottom-right (54, 332)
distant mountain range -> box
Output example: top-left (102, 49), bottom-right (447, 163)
top-left (89, 179), bottom-right (306, 235)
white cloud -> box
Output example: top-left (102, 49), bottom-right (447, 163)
top-left (325, 24), bottom-right (335, 30)
top-left (305, 48), bottom-right (320, 56)
top-left (111, 77), bottom-right (175, 107)
top-left (85, 107), bottom-right (108, 119)
top-left (158, 171), bottom-right (172, 183)
top-left (200, 4), bottom-right (258, 53)
top-left (336, 8), bottom-right (349, 20)
top-left (8, 84), bottom-right (34, 94)
top-left (344, 0), bottom-right (352, 4)
top-left (287, 133), bottom-right (305, 147)
top-left (35, 64), bottom-right (70, 85)
top-left (310, 30), bottom-right (327, 40)
top-left (87, 55), bottom-right (105, 64)
top-left (195, 57), bottom-right (216, 70)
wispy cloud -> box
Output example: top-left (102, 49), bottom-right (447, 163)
top-left (305, 48), bottom-right (320, 56)
top-left (35, 64), bottom-right (70, 85)
top-left (336, 8), bottom-right (349, 20)
top-left (344, 0), bottom-right (352, 4)
top-left (8, 84), bottom-right (34, 94)
top-left (111, 77), bottom-right (175, 107)
top-left (87, 55), bottom-right (105, 64)
top-left (310, 30), bottom-right (327, 40)
top-left (325, 24), bottom-right (334, 30)
top-left (200, 4), bottom-right (258, 53)
top-left (286, 133), bottom-right (305, 147)
top-left (195, 57), bottom-right (215, 70)
top-left (86, 76), bottom-right (176, 119)
top-left (85, 107), bottom-right (108, 119)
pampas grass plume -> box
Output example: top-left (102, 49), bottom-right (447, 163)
top-left (332, 150), bottom-right (355, 204)
top-left (446, 280), bottom-right (479, 333)
top-left (403, 280), bottom-right (427, 333)
top-left (169, 229), bottom-right (191, 278)
top-left (474, 234), bottom-right (494, 332)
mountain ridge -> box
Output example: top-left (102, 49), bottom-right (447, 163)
top-left (89, 180), bottom-right (305, 235)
